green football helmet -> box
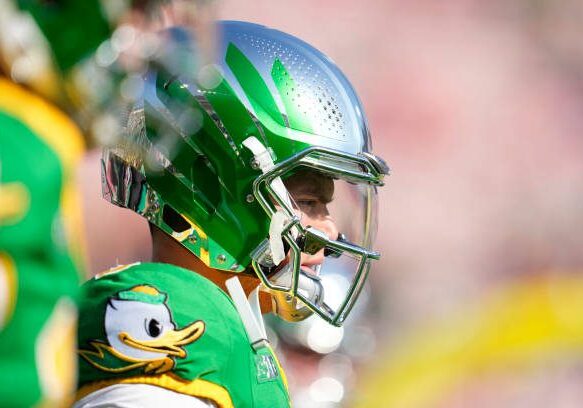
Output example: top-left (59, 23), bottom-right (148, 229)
top-left (103, 21), bottom-right (389, 326)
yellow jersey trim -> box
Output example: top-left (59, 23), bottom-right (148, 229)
top-left (0, 78), bottom-right (84, 174)
top-left (94, 263), bottom-right (142, 279)
top-left (76, 372), bottom-right (234, 408)
top-left (0, 182), bottom-right (29, 224)
top-left (0, 252), bottom-right (18, 329)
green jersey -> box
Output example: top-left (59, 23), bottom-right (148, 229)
top-left (77, 262), bottom-right (290, 408)
top-left (0, 78), bottom-right (84, 406)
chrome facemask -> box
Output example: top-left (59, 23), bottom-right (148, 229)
top-left (250, 147), bottom-right (388, 326)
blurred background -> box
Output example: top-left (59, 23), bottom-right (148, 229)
top-left (79, 0), bottom-right (583, 406)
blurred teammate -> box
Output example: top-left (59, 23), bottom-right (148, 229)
top-left (0, 1), bottom-right (123, 405)
top-left (75, 21), bottom-right (389, 407)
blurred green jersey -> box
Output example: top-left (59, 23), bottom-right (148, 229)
top-left (0, 78), bottom-right (85, 407)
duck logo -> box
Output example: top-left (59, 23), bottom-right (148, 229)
top-left (79, 285), bottom-right (205, 375)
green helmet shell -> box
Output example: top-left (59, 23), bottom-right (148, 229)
top-left (103, 21), bottom-right (386, 277)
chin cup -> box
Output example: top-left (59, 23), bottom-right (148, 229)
top-left (265, 264), bottom-right (325, 322)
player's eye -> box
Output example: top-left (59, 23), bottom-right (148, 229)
top-left (296, 199), bottom-right (332, 219)
top-left (296, 199), bottom-right (318, 211)
top-left (145, 318), bottom-right (162, 337)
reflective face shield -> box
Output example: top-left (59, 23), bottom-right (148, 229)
top-left (250, 147), bottom-right (388, 326)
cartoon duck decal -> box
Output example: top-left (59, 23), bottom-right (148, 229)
top-left (79, 285), bottom-right (205, 375)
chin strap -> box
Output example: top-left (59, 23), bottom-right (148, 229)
top-left (269, 264), bottom-right (324, 320)
top-left (268, 210), bottom-right (288, 265)
top-left (225, 277), bottom-right (268, 350)
top-left (242, 136), bottom-right (293, 266)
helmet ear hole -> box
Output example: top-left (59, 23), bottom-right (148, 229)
top-left (162, 205), bottom-right (191, 233)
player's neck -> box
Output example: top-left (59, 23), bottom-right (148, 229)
top-left (149, 224), bottom-right (272, 312)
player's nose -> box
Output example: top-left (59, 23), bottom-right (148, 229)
top-left (311, 216), bottom-right (339, 242)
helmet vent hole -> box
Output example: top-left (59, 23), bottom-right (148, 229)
top-left (162, 205), bottom-right (191, 233)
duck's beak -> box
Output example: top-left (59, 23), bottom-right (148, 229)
top-left (119, 320), bottom-right (205, 358)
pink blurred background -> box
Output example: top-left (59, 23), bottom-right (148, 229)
top-left (79, 1), bottom-right (583, 406)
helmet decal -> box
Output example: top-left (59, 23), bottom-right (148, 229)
top-left (225, 43), bottom-right (287, 129)
top-left (271, 58), bottom-right (314, 134)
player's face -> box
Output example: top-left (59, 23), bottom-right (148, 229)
top-left (283, 170), bottom-right (339, 274)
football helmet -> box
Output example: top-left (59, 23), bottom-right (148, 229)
top-left (103, 21), bottom-right (389, 326)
